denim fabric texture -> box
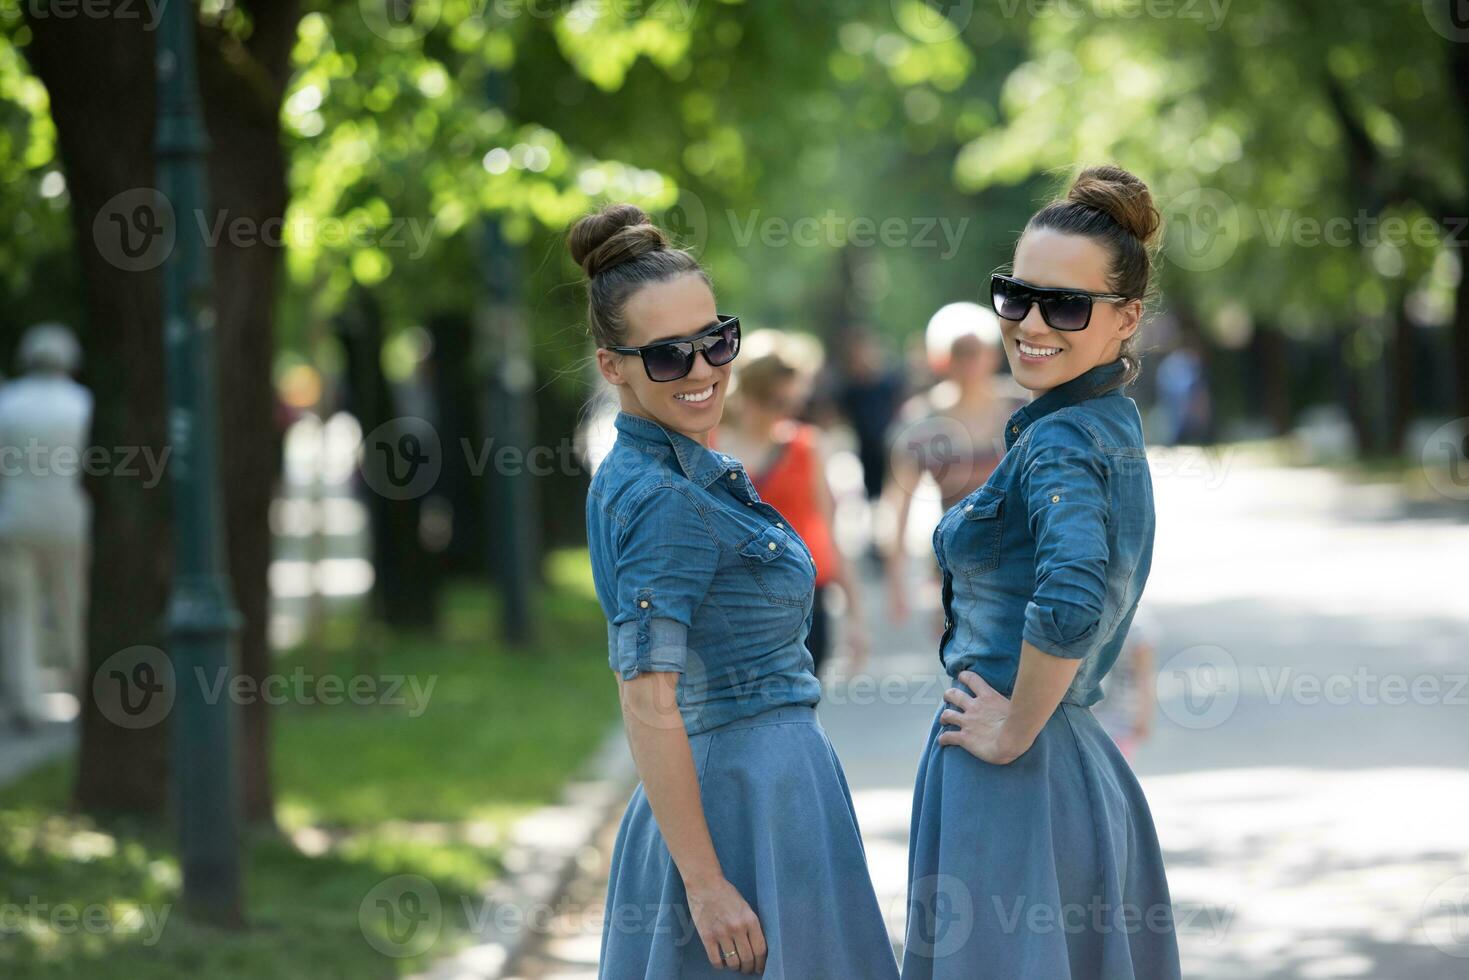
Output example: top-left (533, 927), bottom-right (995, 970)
top-left (908, 359), bottom-right (1180, 979)
top-left (934, 358), bottom-right (1155, 707)
top-left (586, 411), bottom-right (822, 734)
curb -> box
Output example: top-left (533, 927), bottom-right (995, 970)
top-left (410, 722), bottom-right (635, 980)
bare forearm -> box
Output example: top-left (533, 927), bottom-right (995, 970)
top-left (996, 641), bottom-right (1082, 761)
top-left (618, 676), bottom-right (723, 889)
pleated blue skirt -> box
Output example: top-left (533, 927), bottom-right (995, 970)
top-left (903, 693), bottom-right (1181, 980)
top-left (599, 704), bottom-right (900, 979)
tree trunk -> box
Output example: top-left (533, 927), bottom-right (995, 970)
top-left (197, 0), bottom-right (301, 829)
top-left (23, 15), bottom-right (173, 816)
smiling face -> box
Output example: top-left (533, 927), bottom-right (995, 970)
top-left (1003, 227), bottom-right (1142, 394)
top-left (595, 272), bottom-right (729, 443)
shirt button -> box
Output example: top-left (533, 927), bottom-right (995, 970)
top-left (776, 523), bottom-right (784, 529)
top-left (745, 500), bottom-right (753, 506)
top-left (1011, 425), bottom-right (1020, 434)
top-left (963, 504), bottom-right (974, 513)
top-left (768, 542), bottom-right (778, 551)
top-left (729, 472), bottom-right (738, 480)
top-left (1051, 494), bottom-right (1061, 503)
top-left (638, 599), bottom-right (650, 608)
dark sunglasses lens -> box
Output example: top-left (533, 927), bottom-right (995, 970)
top-left (1042, 295), bottom-right (1092, 331)
top-left (992, 279), bottom-right (1030, 321)
top-left (643, 343), bottom-right (693, 381)
top-left (705, 323), bottom-right (740, 365)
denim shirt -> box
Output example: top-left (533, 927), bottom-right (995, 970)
top-left (586, 411), bottom-right (821, 735)
top-left (934, 359), bottom-right (1155, 709)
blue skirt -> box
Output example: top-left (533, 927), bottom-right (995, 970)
top-left (599, 704), bottom-right (899, 979)
top-left (903, 696), bottom-right (1181, 980)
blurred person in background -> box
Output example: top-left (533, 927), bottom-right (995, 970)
top-left (573, 204), bottom-right (898, 978)
top-left (1156, 336), bottom-right (1213, 445)
top-left (717, 347), bottom-right (869, 679)
top-left (0, 323), bottom-right (93, 732)
top-left (1091, 604), bottom-right (1159, 759)
top-left (884, 303), bottom-right (1023, 624)
top-left (833, 326), bottom-right (904, 513)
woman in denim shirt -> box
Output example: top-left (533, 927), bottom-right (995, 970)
top-left (575, 205), bottom-right (897, 978)
top-left (904, 166), bottom-right (1182, 979)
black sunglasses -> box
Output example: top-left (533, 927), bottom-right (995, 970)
top-left (990, 273), bottom-right (1129, 332)
top-left (606, 315), bottom-right (741, 382)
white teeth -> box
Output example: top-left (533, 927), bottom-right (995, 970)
top-left (675, 385), bottom-right (714, 403)
top-left (1019, 342), bottom-right (1062, 357)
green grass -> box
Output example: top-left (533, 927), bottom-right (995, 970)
top-left (0, 550), bottom-right (621, 979)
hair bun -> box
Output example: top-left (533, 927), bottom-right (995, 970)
top-left (1067, 165), bottom-right (1161, 246)
top-left (567, 203), bottom-right (670, 279)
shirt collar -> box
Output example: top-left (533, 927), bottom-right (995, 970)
top-left (612, 411), bottom-right (738, 488)
top-left (1004, 359), bottom-right (1127, 449)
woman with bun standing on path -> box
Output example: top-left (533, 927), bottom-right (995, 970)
top-left (904, 166), bottom-right (1182, 979)
top-left (576, 204), bottom-right (898, 978)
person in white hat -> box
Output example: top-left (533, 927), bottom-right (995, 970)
top-left (0, 322), bottom-right (93, 731)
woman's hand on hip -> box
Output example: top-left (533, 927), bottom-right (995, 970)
top-left (937, 670), bottom-right (1026, 765)
top-left (687, 876), bottom-right (766, 973)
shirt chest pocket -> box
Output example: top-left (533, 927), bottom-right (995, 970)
top-left (736, 523), bottom-right (812, 608)
top-left (948, 485), bottom-right (1004, 577)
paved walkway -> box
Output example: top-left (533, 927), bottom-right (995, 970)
top-left (508, 454), bottom-right (1469, 979)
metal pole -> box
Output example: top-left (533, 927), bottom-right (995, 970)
top-left (478, 218), bottom-right (536, 646)
top-left (156, 0), bottom-right (244, 927)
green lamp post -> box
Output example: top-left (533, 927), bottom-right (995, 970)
top-left (156, 0), bottom-right (244, 927)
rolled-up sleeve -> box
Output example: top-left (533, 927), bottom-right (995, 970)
top-left (609, 485), bottom-right (719, 679)
top-left (1020, 417), bottom-right (1111, 659)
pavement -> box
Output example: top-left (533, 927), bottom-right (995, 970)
top-left (505, 452), bottom-right (1469, 980)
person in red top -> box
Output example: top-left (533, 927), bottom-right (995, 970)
top-left (717, 350), bottom-right (868, 679)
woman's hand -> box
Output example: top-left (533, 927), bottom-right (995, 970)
top-left (936, 670), bottom-right (1028, 765)
top-left (687, 876), bottom-right (767, 973)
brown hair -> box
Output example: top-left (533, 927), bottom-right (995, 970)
top-left (1025, 164), bottom-right (1162, 390)
top-left (736, 351), bottom-right (800, 407)
top-left (567, 203), bottom-right (711, 348)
